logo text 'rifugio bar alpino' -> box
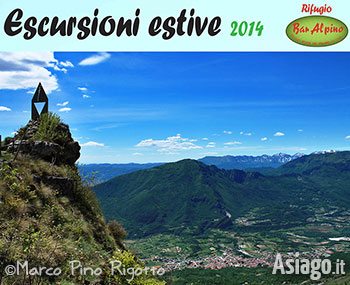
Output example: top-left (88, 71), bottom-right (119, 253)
top-left (286, 4), bottom-right (348, 47)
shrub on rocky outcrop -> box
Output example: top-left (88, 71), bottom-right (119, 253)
top-left (7, 112), bottom-right (80, 165)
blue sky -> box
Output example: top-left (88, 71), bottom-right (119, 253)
top-left (0, 52), bottom-right (350, 163)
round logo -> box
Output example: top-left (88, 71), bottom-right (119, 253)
top-left (286, 16), bottom-right (348, 47)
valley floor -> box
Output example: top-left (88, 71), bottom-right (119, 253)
top-left (125, 208), bottom-right (350, 284)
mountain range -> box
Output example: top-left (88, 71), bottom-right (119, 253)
top-left (93, 151), bottom-right (350, 237)
top-left (198, 153), bottom-right (306, 169)
top-left (79, 162), bottom-right (163, 183)
top-left (81, 152), bottom-right (309, 182)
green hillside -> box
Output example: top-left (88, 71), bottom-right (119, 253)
top-left (95, 159), bottom-right (269, 236)
top-left (94, 152), bottom-right (350, 238)
top-left (0, 113), bottom-right (164, 285)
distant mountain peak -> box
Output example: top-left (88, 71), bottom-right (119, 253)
top-left (199, 153), bottom-right (305, 170)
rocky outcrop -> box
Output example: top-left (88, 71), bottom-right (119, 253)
top-left (8, 140), bottom-right (61, 162)
top-left (33, 175), bottom-right (75, 196)
top-left (7, 119), bottom-right (80, 165)
top-left (62, 141), bottom-right (81, 165)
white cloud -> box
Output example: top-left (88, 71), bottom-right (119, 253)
top-left (224, 141), bottom-right (242, 145)
top-left (54, 65), bottom-right (67, 73)
top-left (132, 152), bottom-right (143, 156)
top-left (59, 107), bottom-right (71, 112)
top-left (57, 101), bottom-right (69, 106)
top-left (223, 130), bottom-right (232, 134)
top-left (274, 132), bottom-right (285, 137)
top-left (60, 61), bottom-right (74, 68)
top-left (0, 52), bottom-right (59, 93)
top-left (202, 138), bottom-right (209, 140)
top-left (206, 142), bottom-right (216, 148)
top-left (346, 136), bottom-right (350, 140)
top-left (298, 129), bottom-right (303, 132)
top-left (79, 52), bottom-right (111, 66)
top-left (240, 132), bottom-right (252, 136)
top-left (136, 134), bottom-right (202, 152)
top-left (81, 141), bottom-right (105, 147)
top-left (78, 87), bottom-right (91, 98)
top-left (261, 137), bottom-right (268, 141)
top-left (0, 106), bottom-right (11, 111)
